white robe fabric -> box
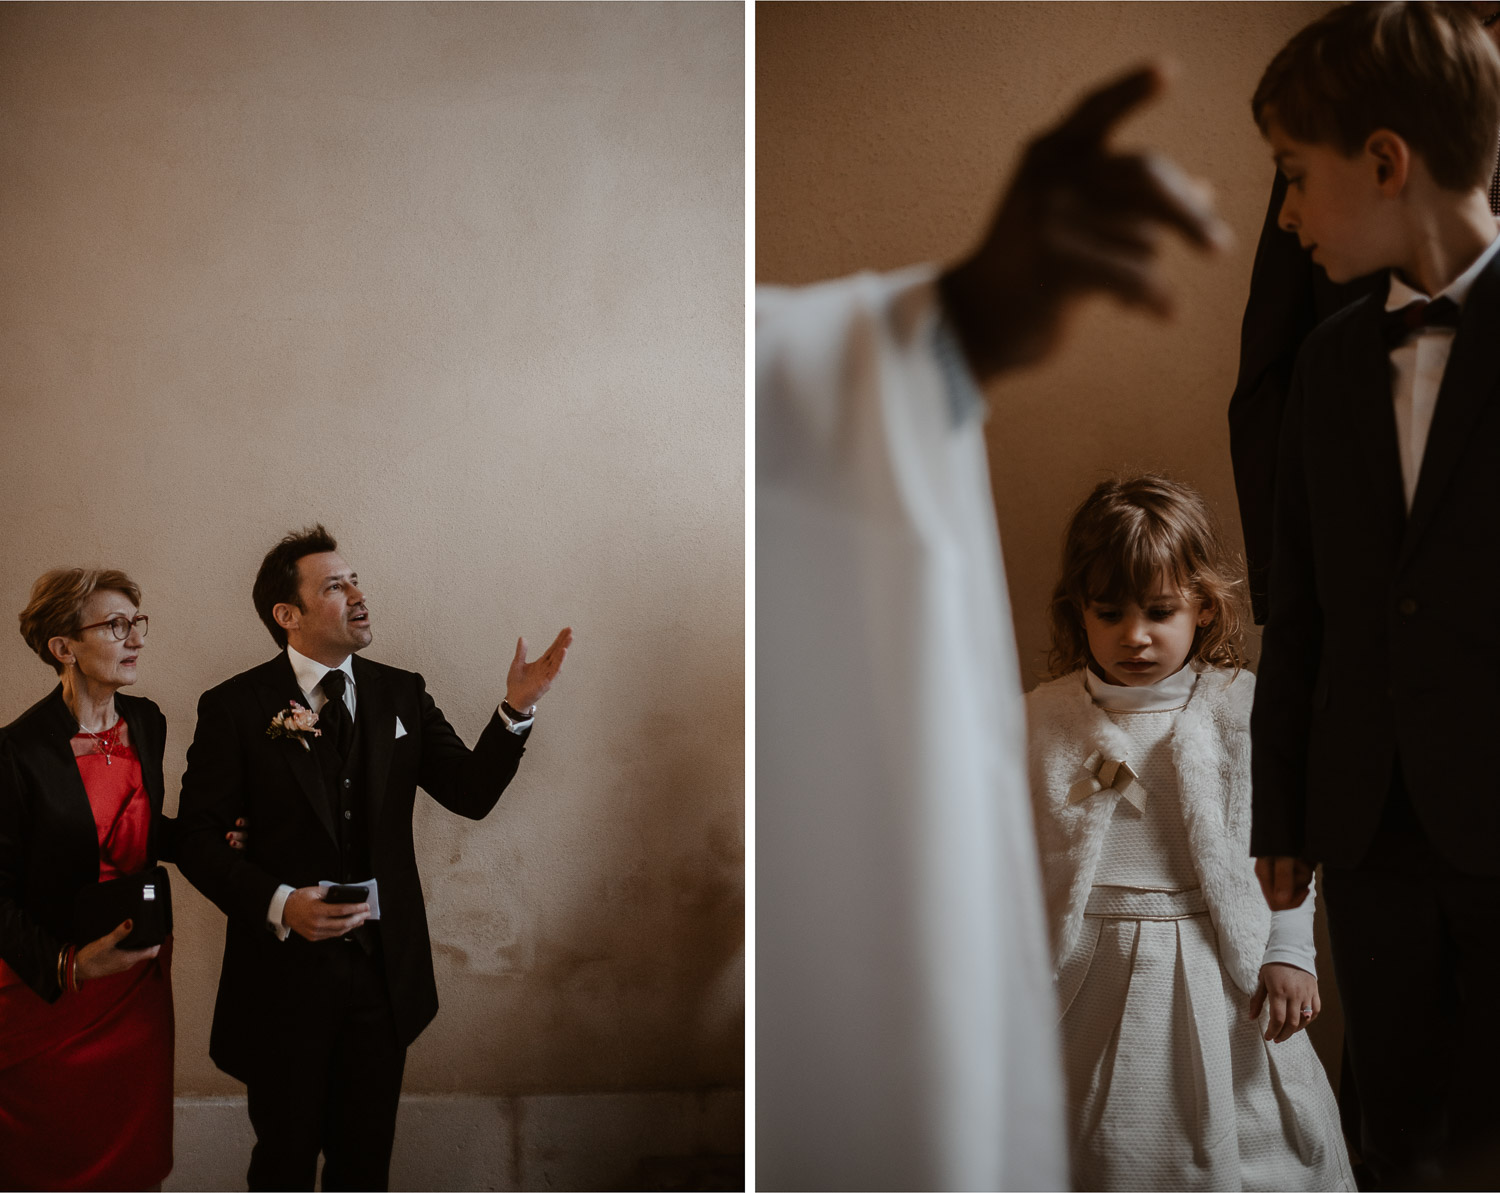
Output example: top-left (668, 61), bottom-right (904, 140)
top-left (756, 268), bottom-right (1067, 1191)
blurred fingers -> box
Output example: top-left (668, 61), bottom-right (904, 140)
top-left (1091, 153), bottom-right (1230, 251)
top-left (1045, 223), bottom-right (1173, 316)
top-left (1052, 63), bottom-right (1167, 148)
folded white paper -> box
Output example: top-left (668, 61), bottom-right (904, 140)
top-left (320, 877), bottom-right (381, 920)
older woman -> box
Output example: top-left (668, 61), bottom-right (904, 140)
top-left (0, 568), bottom-right (232, 1190)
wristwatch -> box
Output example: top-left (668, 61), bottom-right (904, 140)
top-left (500, 700), bottom-right (536, 724)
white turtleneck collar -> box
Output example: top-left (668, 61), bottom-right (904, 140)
top-left (1085, 661), bottom-right (1197, 712)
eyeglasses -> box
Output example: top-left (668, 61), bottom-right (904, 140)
top-left (76, 614), bottom-right (150, 641)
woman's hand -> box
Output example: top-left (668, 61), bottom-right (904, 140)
top-left (74, 919), bottom-right (160, 986)
top-left (226, 816), bottom-right (248, 850)
top-left (1250, 962), bottom-right (1320, 1043)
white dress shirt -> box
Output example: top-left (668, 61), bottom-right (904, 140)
top-left (1386, 226), bottom-right (1500, 509)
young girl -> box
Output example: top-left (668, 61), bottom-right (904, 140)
top-left (1027, 475), bottom-right (1354, 1192)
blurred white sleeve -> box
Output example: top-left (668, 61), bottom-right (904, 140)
top-left (756, 269), bottom-right (1066, 1192)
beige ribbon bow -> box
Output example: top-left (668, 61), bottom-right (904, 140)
top-left (1067, 749), bottom-right (1147, 812)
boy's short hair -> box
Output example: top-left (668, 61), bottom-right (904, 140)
top-left (1253, 2), bottom-right (1500, 192)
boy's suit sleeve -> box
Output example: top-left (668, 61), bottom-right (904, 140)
top-left (1250, 353), bottom-right (1323, 860)
top-left (414, 673), bottom-right (528, 820)
top-left (175, 687), bottom-right (284, 930)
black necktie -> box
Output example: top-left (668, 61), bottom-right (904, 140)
top-left (319, 669), bottom-right (353, 760)
top-left (1489, 135), bottom-right (1499, 218)
top-left (1380, 296), bottom-right (1462, 349)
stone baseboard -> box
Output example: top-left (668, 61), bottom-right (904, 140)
top-left (165, 1088), bottom-right (744, 1191)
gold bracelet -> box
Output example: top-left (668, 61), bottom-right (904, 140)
top-left (57, 947), bottom-right (67, 994)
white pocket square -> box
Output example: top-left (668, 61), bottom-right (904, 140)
top-left (394, 717), bottom-right (407, 740)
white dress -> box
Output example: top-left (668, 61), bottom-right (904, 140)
top-left (757, 268), bottom-right (1067, 1190)
top-left (1053, 667), bottom-right (1355, 1192)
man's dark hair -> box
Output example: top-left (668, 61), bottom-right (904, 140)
top-left (253, 524), bottom-right (338, 649)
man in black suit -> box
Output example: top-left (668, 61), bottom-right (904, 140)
top-left (176, 525), bottom-right (571, 1191)
top-left (1248, 5), bottom-right (1500, 1186)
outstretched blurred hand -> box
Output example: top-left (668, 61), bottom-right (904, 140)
top-left (939, 63), bottom-right (1232, 382)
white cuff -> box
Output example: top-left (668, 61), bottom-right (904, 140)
top-left (497, 702), bottom-right (534, 734)
top-left (268, 884), bottom-right (294, 942)
top-left (1262, 872), bottom-right (1317, 977)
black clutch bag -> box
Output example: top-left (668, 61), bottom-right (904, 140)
top-left (73, 865), bottom-right (172, 950)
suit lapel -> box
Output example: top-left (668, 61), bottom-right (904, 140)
top-left (1345, 297), bottom-right (1408, 562)
top-left (353, 656), bottom-right (395, 846)
top-left (1399, 250), bottom-right (1500, 569)
top-left (256, 653), bottom-right (339, 847)
top-left (38, 685), bottom-right (103, 863)
top-left (116, 697), bottom-right (163, 812)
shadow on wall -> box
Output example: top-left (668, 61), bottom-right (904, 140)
top-left (401, 613), bottom-right (744, 1095)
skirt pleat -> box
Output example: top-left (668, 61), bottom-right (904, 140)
top-left (1060, 909), bottom-right (1356, 1192)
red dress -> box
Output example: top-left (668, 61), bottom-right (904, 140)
top-left (0, 737), bottom-right (174, 1191)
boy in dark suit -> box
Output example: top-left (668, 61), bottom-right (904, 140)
top-left (1248, 4), bottom-right (1500, 1187)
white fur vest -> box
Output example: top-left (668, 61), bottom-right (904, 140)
top-left (1026, 666), bottom-right (1268, 996)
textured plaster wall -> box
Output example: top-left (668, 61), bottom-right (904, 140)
top-left (757, 0), bottom-right (1343, 1082)
top-left (0, 2), bottom-right (744, 1098)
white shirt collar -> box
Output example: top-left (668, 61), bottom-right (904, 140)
top-left (1085, 661), bottom-right (1198, 713)
top-left (1386, 224), bottom-right (1500, 311)
top-left (286, 644), bottom-right (355, 699)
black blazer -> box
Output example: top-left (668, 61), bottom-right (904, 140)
top-left (174, 651), bottom-right (528, 1082)
top-left (0, 687), bottom-right (171, 1002)
top-left (1250, 244), bottom-right (1500, 873)
top-left (1228, 169), bottom-right (1380, 624)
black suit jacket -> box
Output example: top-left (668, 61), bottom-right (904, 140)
top-left (1228, 170), bottom-right (1381, 624)
top-left (1250, 244), bottom-right (1500, 873)
top-left (0, 687), bottom-right (171, 1001)
top-left (174, 652), bottom-right (528, 1082)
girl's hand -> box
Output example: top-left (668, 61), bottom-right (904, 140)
top-left (1250, 962), bottom-right (1320, 1043)
top-left (75, 919), bottom-right (161, 986)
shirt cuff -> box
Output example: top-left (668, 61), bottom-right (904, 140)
top-left (497, 702), bottom-right (534, 734)
top-left (268, 884), bottom-right (294, 941)
top-left (1262, 873), bottom-right (1317, 977)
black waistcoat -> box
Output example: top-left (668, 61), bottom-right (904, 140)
top-left (312, 710), bottom-right (371, 883)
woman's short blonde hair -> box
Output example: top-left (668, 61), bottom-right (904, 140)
top-left (1047, 475), bottom-right (1247, 679)
top-left (18, 568), bottom-right (142, 674)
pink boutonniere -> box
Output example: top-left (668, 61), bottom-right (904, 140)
top-left (267, 701), bottom-right (322, 751)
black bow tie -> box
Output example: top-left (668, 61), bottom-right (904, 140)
top-left (1380, 296), bottom-right (1462, 348)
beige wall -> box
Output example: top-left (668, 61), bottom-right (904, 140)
top-left (0, 2), bottom-right (743, 1099)
top-left (759, 0), bottom-right (1335, 679)
top-left (758, 0), bottom-right (1345, 1086)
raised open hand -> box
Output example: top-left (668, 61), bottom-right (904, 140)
top-left (505, 627), bottom-right (573, 712)
top-left (939, 62), bottom-right (1232, 381)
